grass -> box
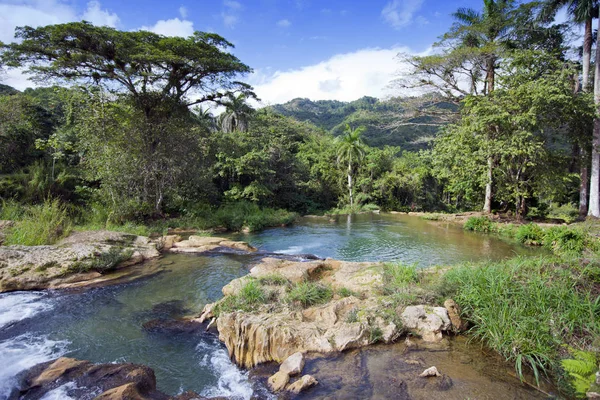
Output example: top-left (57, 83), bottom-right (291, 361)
top-left (463, 216), bottom-right (494, 233)
top-left (337, 287), bottom-right (359, 298)
top-left (4, 199), bottom-right (72, 245)
top-left (440, 256), bottom-right (600, 387)
top-left (382, 263), bottom-right (419, 293)
top-left (462, 216), bottom-right (595, 257)
top-left (286, 282), bottom-right (333, 308)
top-left (257, 274), bottom-right (289, 286)
top-left (214, 279), bottom-right (269, 315)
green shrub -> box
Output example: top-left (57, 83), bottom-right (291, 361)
top-left (0, 199), bottom-right (25, 221)
top-left (515, 223), bottom-right (544, 245)
top-left (215, 201), bottom-right (297, 232)
top-left (369, 326), bottom-right (383, 343)
top-left (441, 256), bottom-right (600, 384)
top-left (543, 226), bottom-right (586, 256)
top-left (547, 203), bottom-right (580, 224)
top-left (346, 308), bottom-right (359, 323)
top-left (287, 282), bottom-right (333, 308)
top-left (214, 279), bottom-right (269, 315)
top-left (6, 199), bottom-right (72, 245)
top-left (464, 216), bottom-right (494, 233)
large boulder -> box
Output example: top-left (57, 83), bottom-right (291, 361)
top-left (286, 375), bottom-right (318, 394)
top-left (0, 231), bottom-right (161, 292)
top-left (170, 236), bottom-right (256, 254)
top-left (279, 352), bottom-right (305, 376)
top-left (400, 305), bottom-right (451, 342)
top-left (267, 370), bottom-right (289, 392)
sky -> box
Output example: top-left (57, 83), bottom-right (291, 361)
top-left (0, 0), bottom-right (569, 106)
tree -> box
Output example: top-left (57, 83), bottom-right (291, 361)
top-left (218, 93), bottom-right (254, 133)
top-left (540, 0), bottom-right (598, 217)
top-left (1, 22), bottom-right (254, 213)
top-left (336, 125), bottom-right (366, 208)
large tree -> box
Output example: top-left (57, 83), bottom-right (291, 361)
top-left (1, 22), bottom-right (254, 213)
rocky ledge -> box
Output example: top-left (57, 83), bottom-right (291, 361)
top-left (0, 231), bottom-right (256, 293)
top-left (10, 357), bottom-right (222, 400)
top-left (198, 256), bottom-right (465, 395)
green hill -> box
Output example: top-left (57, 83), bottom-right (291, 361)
top-left (268, 95), bottom-right (455, 151)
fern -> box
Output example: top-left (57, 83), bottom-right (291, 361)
top-left (561, 350), bottom-right (599, 398)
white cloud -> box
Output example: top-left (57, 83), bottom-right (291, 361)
top-left (381, 0), bottom-right (424, 29)
top-left (221, 0), bottom-right (241, 28)
top-left (179, 6), bottom-right (188, 19)
top-left (2, 68), bottom-right (35, 91)
top-left (0, 0), bottom-right (120, 43)
top-left (276, 19), bottom-right (291, 28)
top-left (250, 46), bottom-right (429, 106)
top-left (82, 1), bottom-right (119, 27)
top-left (141, 17), bottom-right (194, 37)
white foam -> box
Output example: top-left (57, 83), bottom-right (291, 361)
top-left (0, 333), bottom-right (69, 400)
top-left (39, 382), bottom-right (78, 400)
top-left (0, 292), bottom-right (54, 329)
top-left (197, 341), bottom-right (254, 400)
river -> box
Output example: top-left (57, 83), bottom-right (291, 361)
top-left (0, 214), bottom-right (547, 399)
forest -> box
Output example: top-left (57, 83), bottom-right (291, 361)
top-left (0, 0), bottom-right (597, 234)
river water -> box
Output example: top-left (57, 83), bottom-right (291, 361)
top-left (0, 214), bottom-right (547, 399)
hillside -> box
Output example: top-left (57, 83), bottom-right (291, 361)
top-left (268, 95), bottom-right (454, 151)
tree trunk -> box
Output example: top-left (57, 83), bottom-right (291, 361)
top-left (579, 17), bottom-right (593, 217)
top-left (348, 163), bottom-right (353, 208)
top-left (483, 156), bottom-right (493, 213)
top-left (588, 14), bottom-right (600, 217)
top-left (486, 55), bottom-right (495, 94)
top-left (583, 18), bottom-right (593, 91)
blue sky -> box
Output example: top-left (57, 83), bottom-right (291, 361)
top-left (0, 0), bottom-right (566, 104)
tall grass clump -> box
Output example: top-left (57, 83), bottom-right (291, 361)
top-left (463, 216), bottom-right (494, 233)
top-left (214, 279), bottom-right (268, 315)
top-left (441, 256), bottom-right (600, 385)
top-left (0, 199), bottom-right (25, 221)
top-left (287, 282), bottom-right (333, 307)
top-left (5, 199), bottom-right (72, 245)
top-left (382, 262), bottom-right (419, 291)
top-left (515, 223), bottom-right (544, 245)
top-left (543, 226), bottom-right (586, 256)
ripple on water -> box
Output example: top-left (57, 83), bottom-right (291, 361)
top-left (0, 292), bottom-right (54, 329)
top-left (197, 337), bottom-right (257, 400)
top-left (0, 333), bottom-right (69, 400)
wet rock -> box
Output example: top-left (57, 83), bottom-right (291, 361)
top-left (13, 357), bottom-right (168, 400)
top-left (444, 299), bottom-right (467, 332)
top-left (419, 366), bottom-right (441, 377)
top-left (268, 370), bottom-right (290, 392)
top-left (156, 235), bottom-right (182, 251)
top-left (170, 236), bottom-right (256, 254)
top-left (436, 374), bottom-right (453, 391)
top-left (286, 374), bottom-right (318, 394)
top-left (142, 318), bottom-right (202, 334)
top-left (588, 392), bottom-right (600, 399)
top-left (399, 305), bottom-right (451, 342)
top-left (280, 352), bottom-right (305, 376)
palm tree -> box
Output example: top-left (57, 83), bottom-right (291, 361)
top-left (194, 106), bottom-right (217, 132)
top-left (540, 0), bottom-right (598, 217)
top-left (590, 10), bottom-right (600, 217)
top-left (448, 0), bottom-right (517, 213)
top-left (336, 125), bottom-right (366, 208)
top-left (218, 93), bottom-right (254, 133)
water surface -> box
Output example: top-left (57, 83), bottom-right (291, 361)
top-left (0, 214), bottom-right (546, 399)
top-left (231, 213), bottom-right (541, 265)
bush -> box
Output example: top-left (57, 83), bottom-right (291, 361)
top-left (257, 274), bottom-right (289, 286)
top-left (5, 199), bottom-right (72, 245)
top-left (464, 216), bottom-right (494, 233)
top-left (215, 201), bottom-right (297, 232)
top-left (287, 282), bottom-right (333, 308)
top-left (441, 256), bottom-right (600, 385)
top-left (214, 279), bottom-right (268, 315)
top-left (547, 203), bottom-right (579, 224)
top-left (337, 287), bottom-right (359, 298)
top-left (543, 226), bottom-right (586, 256)
top-left (0, 199), bottom-right (25, 221)
top-left (515, 223), bottom-right (544, 245)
